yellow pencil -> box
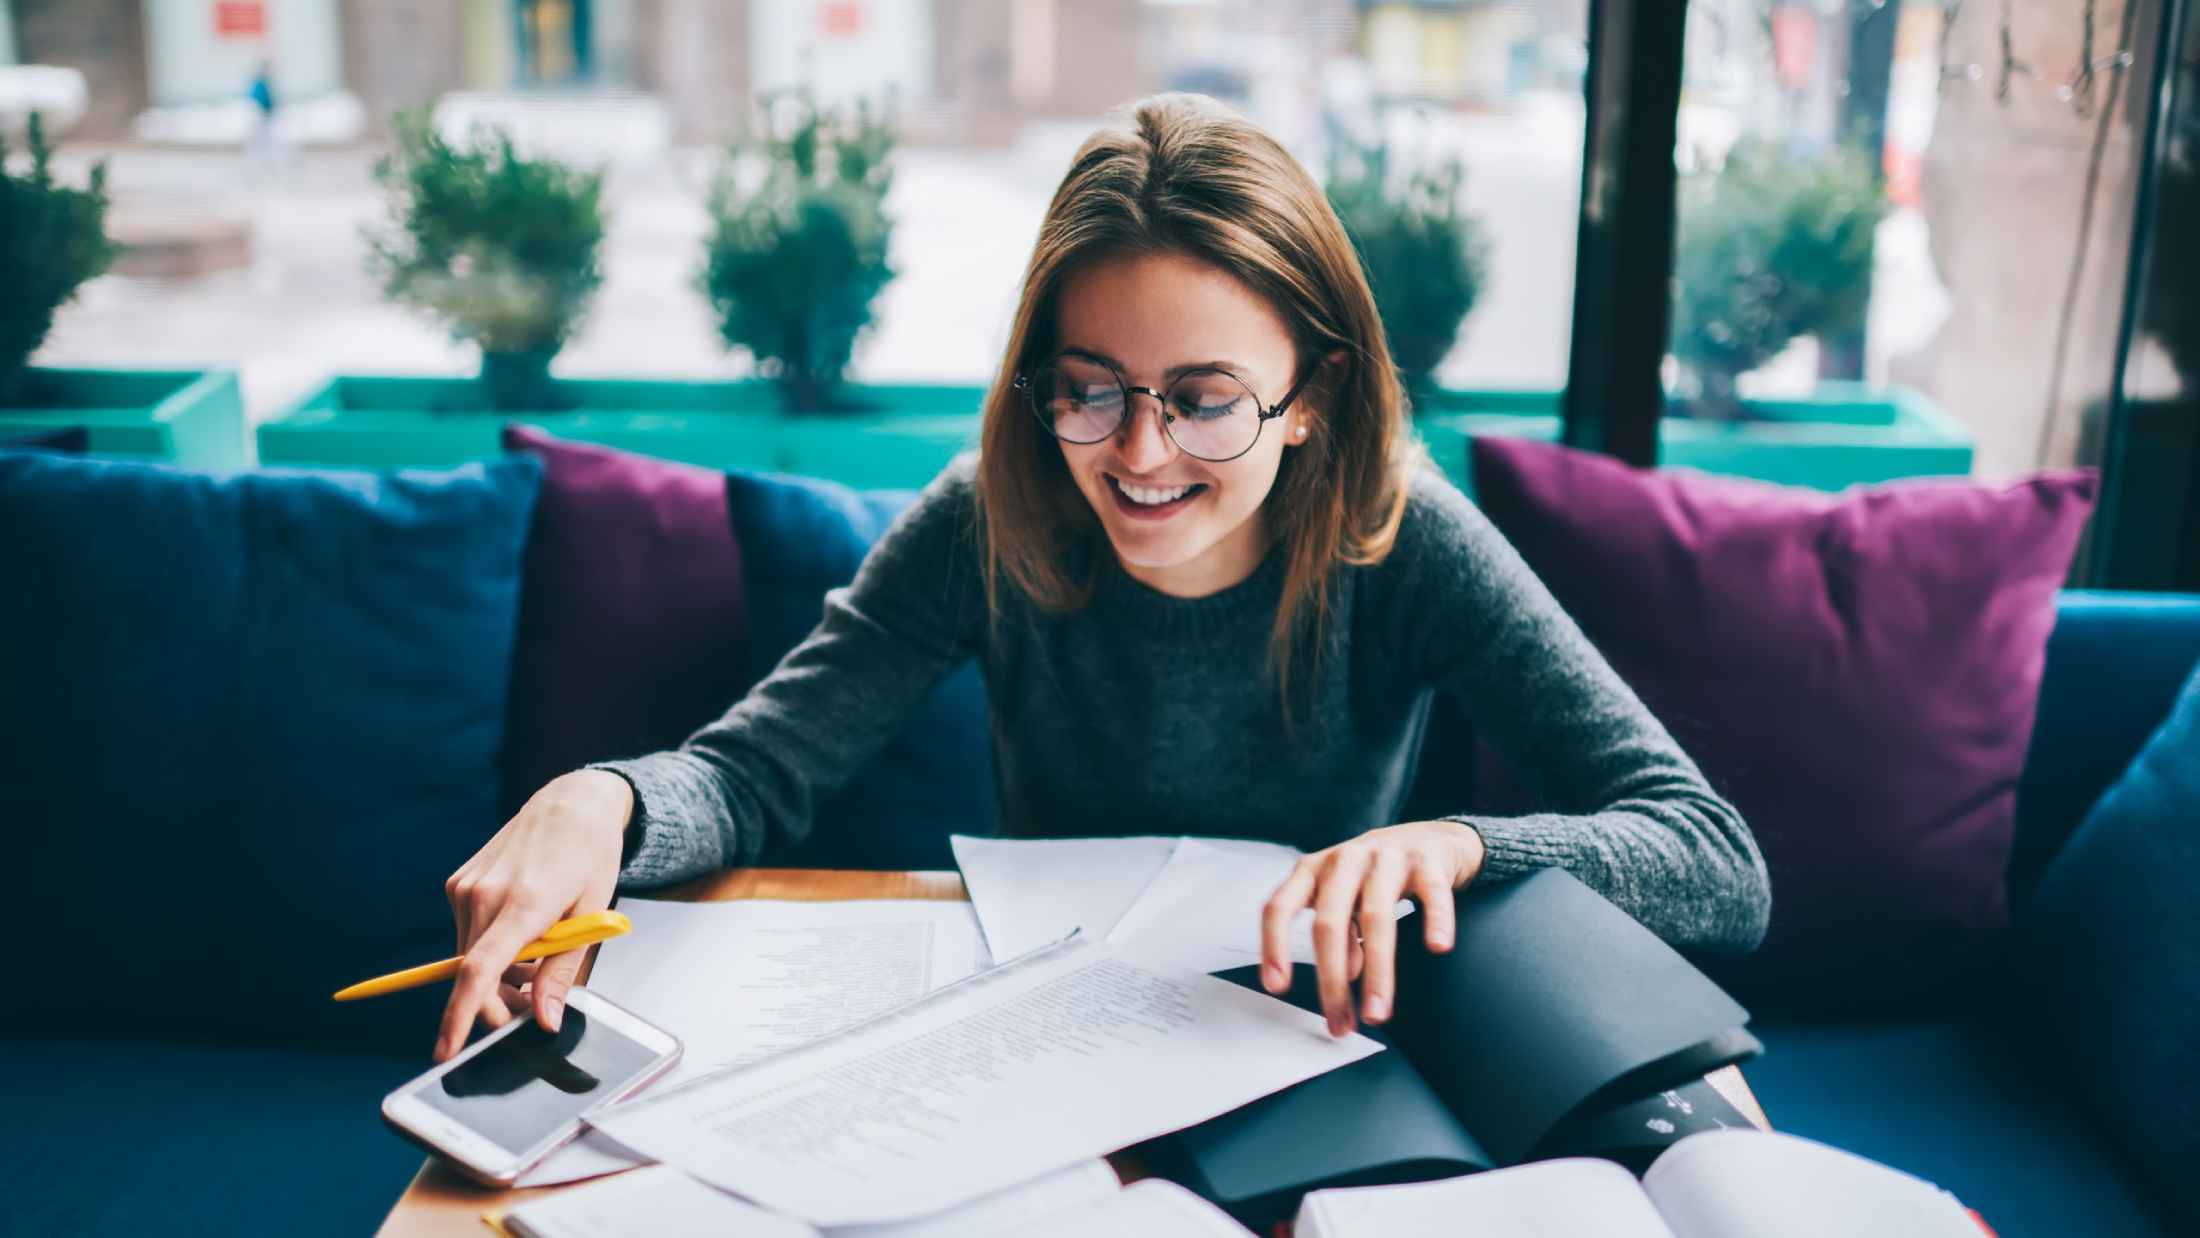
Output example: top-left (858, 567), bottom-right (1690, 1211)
top-left (331, 910), bottom-right (633, 1001)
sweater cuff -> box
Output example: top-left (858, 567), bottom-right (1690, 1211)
top-left (588, 757), bottom-right (711, 889)
top-left (1445, 814), bottom-right (1567, 883)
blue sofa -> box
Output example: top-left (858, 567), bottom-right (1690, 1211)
top-left (7, 456), bottom-right (2195, 1235)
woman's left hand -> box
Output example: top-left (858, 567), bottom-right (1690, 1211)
top-left (1260, 821), bottom-right (1487, 1037)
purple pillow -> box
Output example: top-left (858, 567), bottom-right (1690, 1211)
top-left (1470, 437), bottom-right (2097, 1008)
top-left (501, 424), bottom-right (749, 817)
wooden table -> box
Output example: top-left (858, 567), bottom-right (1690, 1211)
top-left (376, 869), bottom-right (1770, 1236)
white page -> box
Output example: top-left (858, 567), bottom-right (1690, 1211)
top-left (504, 1164), bottom-right (816, 1238)
top-left (1019, 1179), bottom-right (1254, 1236)
top-left (1106, 837), bottom-right (1413, 975)
top-left (950, 834), bottom-right (1180, 960)
top-left (506, 1159), bottom-right (1124, 1238)
top-left (519, 898), bottom-right (986, 1186)
top-left (589, 939), bottom-right (1381, 1226)
top-left (1295, 1161), bottom-right (1677, 1238)
top-left (1643, 1130), bottom-right (1980, 1238)
top-left (831, 1158), bottom-right (1120, 1237)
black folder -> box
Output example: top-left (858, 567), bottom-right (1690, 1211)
top-left (1156, 869), bottom-right (1761, 1228)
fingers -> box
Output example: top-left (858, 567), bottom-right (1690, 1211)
top-left (1408, 857), bottom-right (1457, 953)
top-left (1356, 849), bottom-right (1410, 1026)
top-left (435, 904), bottom-right (550, 1062)
top-left (1261, 860), bottom-right (1320, 994)
top-left (532, 946), bottom-right (588, 1034)
top-left (1312, 847), bottom-right (1374, 1037)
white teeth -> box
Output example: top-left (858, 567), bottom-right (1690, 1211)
top-left (1116, 478), bottom-right (1195, 506)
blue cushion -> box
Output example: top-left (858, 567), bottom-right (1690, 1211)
top-left (2013, 591), bottom-right (2200, 904)
top-left (1748, 1016), bottom-right (2174, 1237)
top-left (0, 1039), bottom-right (423, 1237)
top-left (722, 467), bottom-right (995, 870)
top-left (0, 453), bottom-right (542, 1051)
top-left (2020, 654), bottom-right (2200, 1230)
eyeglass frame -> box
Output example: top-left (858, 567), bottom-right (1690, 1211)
top-left (1012, 348), bottom-right (1322, 463)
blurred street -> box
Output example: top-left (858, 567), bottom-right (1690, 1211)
top-left (30, 98), bottom-right (1586, 436)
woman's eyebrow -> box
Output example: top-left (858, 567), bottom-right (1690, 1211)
top-left (1058, 346), bottom-right (1253, 381)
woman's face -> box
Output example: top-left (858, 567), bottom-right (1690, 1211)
top-left (1048, 250), bottom-right (1313, 598)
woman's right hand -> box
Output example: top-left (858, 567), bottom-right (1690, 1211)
top-left (434, 769), bottom-right (635, 1062)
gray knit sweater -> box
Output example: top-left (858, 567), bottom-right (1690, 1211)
top-left (596, 457), bottom-right (1771, 953)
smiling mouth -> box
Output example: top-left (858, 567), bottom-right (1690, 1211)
top-left (1107, 473), bottom-right (1209, 508)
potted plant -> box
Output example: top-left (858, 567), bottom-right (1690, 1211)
top-left (1325, 123), bottom-right (1489, 402)
top-left (1668, 140), bottom-right (1884, 421)
top-left (364, 111), bottom-right (606, 411)
top-left (1, 113), bottom-right (116, 404)
top-left (701, 89), bottom-right (896, 414)
top-left (1, 112), bottom-right (244, 465)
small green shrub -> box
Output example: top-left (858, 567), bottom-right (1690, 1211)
top-left (364, 111), bottom-right (605, 361)
top-left (0, 114), bottom-right (118, 397)
top-left (702, 90), bottom-right (896, 413)
top-left (1326, 128), bottom-right (1489, 402)
top-left (1670, 140), bottom-right (1884, 419)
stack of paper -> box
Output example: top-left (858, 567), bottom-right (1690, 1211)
top-left (521, 897), bottom-right (987, 1186)
top-left (586, 933), bottom-right (1378, 1224)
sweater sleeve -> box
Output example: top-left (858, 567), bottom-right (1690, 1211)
top-left (1387, 469), bottom-right (1771, 954)
top-left (591, 456), bottom-right (987, 889)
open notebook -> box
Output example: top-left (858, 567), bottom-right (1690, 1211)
top-left (491, 1159), bottom-right (1253, 1238)
top-left (1294, 1130), bottom-right (1988, 1238)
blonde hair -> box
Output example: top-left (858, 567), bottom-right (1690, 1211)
top-left (974, 92), bottom-right (1424, 713)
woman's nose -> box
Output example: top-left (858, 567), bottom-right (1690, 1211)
top-left (1115, 391), bottom-right (1178, 473)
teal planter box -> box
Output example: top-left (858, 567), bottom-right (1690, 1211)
top-left (1415, 383), bottom-right (1975, 497)
top-left (257, 376), bottom-right (986, 490)
top-left (1, 368), bottom-right (247, 469)
top-left (257, 375), bottom-right (1972, 496)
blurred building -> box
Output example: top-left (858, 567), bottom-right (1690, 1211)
top-left (4, 0), bottom-right (1570, 149)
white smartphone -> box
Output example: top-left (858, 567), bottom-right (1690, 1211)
top-left (381, 986), bottom-right (681, 1186)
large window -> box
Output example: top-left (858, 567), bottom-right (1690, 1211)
top-left (1663, 0), bottom-right (2165, 481)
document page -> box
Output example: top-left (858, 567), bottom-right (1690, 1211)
top-left (503, 1164), bottom-right (815, 1238)
top-left (1295, 1160), bottom-right (1678, 1238)
top-left (950, 834), bottom-right (1179, 959)
top-left (1642, 1131), bottom-right (1981, 1238)
top-left (589, 940), bottom-right (1381, 1226)
top-left (519, 898), bottom-right (987, 1186)
top-left (1019, 1179), bottom-right (1254, 1236)
top-left (506, 1159), bottom-right (1129, 1238)
top-left (1106, 836), bottom-right (1410, 974)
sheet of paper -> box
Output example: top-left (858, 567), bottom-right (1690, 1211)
top-left (1295, 1160), bottom-right (1676, 1238)
top-left (832, 1158), bottom-right (1120, 1237)
top-left (1019, 1179), bottom-right (1254, 1236)
top-left (505, 1159), bottom-right (1126, 1238)
top-left (950, 834), bottom-right (1180, 959)
top-left (519, 898), bottom-right (987, 1187)
top-left (1642, 1130), bottom-right (1981, 1238)
top-left (589, 939), bottom-right (1381, 1226)
top-left (1106, 837), bottom-right (1413, 975)
top-left (502, 1164), bottom-right (815, 1238)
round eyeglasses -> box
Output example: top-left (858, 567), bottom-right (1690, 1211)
top-left (1014, 352), bottom-right (1317, 463)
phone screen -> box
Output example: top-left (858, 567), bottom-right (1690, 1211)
top-left (416, 1006), bottom-right (663, 1156)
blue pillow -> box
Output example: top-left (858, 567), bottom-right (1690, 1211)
top-left (722, 467), bottom-right (995, 870)
top-left (2022, 655), bottom-right (2200, 1227)
top-left (0, 452), bottom-right (541, 1051)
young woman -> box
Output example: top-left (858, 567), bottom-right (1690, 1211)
top-left (434, 93), bottom-right (1770, 1063)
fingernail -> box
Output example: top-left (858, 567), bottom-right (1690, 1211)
top-left (1433, 931), bottom-right (1452, 949)
top-left (1366, 995), bottom-right (1389, 1022)
top-left (1263, 965), bottom-right (1284, 992)
top-left (544, 997), bottom-right (563, 1031)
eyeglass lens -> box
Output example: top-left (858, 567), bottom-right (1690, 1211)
top-left (1026, 355), bottom-right (1264, 461)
